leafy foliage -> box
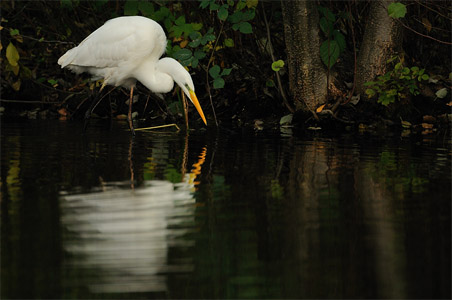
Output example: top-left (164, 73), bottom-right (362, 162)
top-left (364, 56), bottom-right (429, 106)
top-left (318, 6), bottom-right (346, 69)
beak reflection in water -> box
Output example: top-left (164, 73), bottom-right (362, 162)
top-left (60, 147), bottom-right (207, 294)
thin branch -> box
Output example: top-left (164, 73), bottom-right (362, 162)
top-left (205, 21), bottom-right (224, 127)
top-left (261, 3), bottom-right (294, 113)
top-left (0, 99), bottom-right (60, 104)
top-left (397, 19), bottom-right (452, 45)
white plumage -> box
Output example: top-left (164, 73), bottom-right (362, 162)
top-left (58, 16), bottom-right (207, 129)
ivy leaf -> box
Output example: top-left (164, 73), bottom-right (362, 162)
top-left (388, 2), bottom-right (407, 19)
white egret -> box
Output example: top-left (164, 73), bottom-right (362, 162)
top-left (58, 16), bottom-right (207, 133)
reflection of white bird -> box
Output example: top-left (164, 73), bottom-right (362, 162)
top-left (58, 16), bottom-right (207, 133)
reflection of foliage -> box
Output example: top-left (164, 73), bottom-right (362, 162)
top-left (270, 179), bottom-right (283, 200)
top-left (376, 150), bottom-right (429, 194)
top-left (165, 164), bottom-right (182, 183)
top-left (212, 174), bottom-right (231, 201)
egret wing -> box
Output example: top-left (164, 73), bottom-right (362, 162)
top-left (58, 17), bottom-right (166, 70)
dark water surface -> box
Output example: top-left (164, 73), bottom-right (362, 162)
top-left (1, 120), bottom-right (451, 299)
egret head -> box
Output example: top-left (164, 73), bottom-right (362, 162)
top-left (159, 57), bottom-right (207, 125)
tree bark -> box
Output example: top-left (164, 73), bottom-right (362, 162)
top-left (356, 0), bottom-right (403, 96)
top-left (281, 0), bottom-right (327, 113)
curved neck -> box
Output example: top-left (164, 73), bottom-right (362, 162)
top-left (134, 57), bottom-right (174, 93)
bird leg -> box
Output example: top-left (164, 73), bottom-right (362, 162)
top-left (83, 92), bottom-right (103, 133)
top-left (128, 86), bottom-right (135, 135)
top-left (83, 85), bottom-right (113, 132)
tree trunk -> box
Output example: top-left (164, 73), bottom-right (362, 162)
top-left (281, 0), bottom-right (327, 113)
top-left (356, 0), bottom-right (403, 96)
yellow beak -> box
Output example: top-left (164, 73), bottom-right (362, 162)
top-left (189, 90), bottom-right (207, 125)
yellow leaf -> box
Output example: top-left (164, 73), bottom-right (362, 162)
top-left (422, 18), bottom-right (432, 32)
top-left (6, 42), bottom-right (19, 66)
top-left (0, 25), bottom-right (3, 31)
top-left (246, 0), bottom-right (258, 9)
top-left (11, 64), bottom-right (19, 76)
top-left (180, 39), bottom-right (188, 48)
top-left (0, 41), bottom-right (2, 51)
top-left (12, 79), bottom-right (21, 91)
top-left (316, 104), bottom-right (326, 113)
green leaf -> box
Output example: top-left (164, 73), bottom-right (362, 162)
top-left (174, 48), bottom-right (192, 61)
top-left (364, 81), bottom-right (377, 86)
top-left (194, 49), bottom-right (206, 59)
top-left (199, 0), bottom-right (210, 9)
top-left (138, 1), bottom-right (154, 16)
top-left (218, 6), bottom-right (229, 21)
top-left (153, 6), bottom-right (171, 21)
top-left (47, 79), bottom-right (58, 85)
top-left (192, 23), bottom-right (203, 31)
top-left (421, 74), bottom-right (429, 81)
top-left (388, 2), bottom-right (407, 19)
top-left (242, 9), bottom-right (255, 21)
top-left (239, 21), bottom-right (252, 34)
top-left (210, 1), bottom-right (220, 10)
top-left (124, 1), bottom-right (139, 15)
top-left (333, 30), bottom-right (345, 52)
top-left (221, 68), bottom-right (232, 76)
top-left (236, 0), bottom-right (247, 11)
top-left (209, 65), bottom-right (221, 78)
top-left (229, 11), bottom-right (243, 23)
top-left (10, 28), bottom-right (19, 36)
top-left (175, 16), bottom-right (185, 26)
top-left (319, 17), bottom-right (333, 36)
top-left (320, 40), bottom-right (340, 68)
top-left (365, 89), bottom-right (376, 97)
top-left (191, 57), bottom-right (199, 68)
top-left (201, 31), bottom-right (216, 45)
top-left (318, 6), bottom-right (335, 22)
top-left (266, 79), bottom-right (275, 87)
top-left (224, 38), bottom-right (234, 47)
top-left (271, 60), bottom-right (285, 72)
top-left (213, 77), bottom-right (225, 89)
